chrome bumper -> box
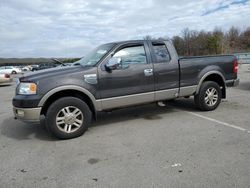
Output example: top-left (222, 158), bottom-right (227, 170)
top-left (13, 106), bottom-right (41, 122)
top-left (226, 78), bottom-right (240, 87)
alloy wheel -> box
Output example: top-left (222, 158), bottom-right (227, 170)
top-left (204, 87), bottom-right (218, 107)
top-left (56, 106), bottom-right (84, 133)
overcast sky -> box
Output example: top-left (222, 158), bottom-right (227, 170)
top-left (0, 0), bottom-right (250, 58)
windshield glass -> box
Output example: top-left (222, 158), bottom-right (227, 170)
top-left (75, 43), bottom-right (115, 67)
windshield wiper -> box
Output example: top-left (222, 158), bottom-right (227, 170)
top-left (51, 58), bottom-right (66, 66)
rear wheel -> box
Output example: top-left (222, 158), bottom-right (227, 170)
top-left (194, 81), bottom-right (222, 111)
top-left (12, 71), bottom-right (17, 74)
top-left (45, 97), bottom-right (92, 139)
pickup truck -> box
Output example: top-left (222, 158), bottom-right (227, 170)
top-left (13, 39), bottom-right (239, 139)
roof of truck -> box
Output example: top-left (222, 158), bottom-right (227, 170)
top-left (106, 39), bottom-right (170, 45)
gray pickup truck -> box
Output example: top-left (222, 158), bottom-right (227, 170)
top-left (13, 39), bottom-right (239, 139)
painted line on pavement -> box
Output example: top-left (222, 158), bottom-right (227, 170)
top-left (181, 110), bottom-right (250, 133)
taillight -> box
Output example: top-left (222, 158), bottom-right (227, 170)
top-left (233, 59), bottom-right (238, 74)
top-left (4, 74), bottom-right (10, 78)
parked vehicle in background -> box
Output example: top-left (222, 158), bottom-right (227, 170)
top-left (31, 63), bottom-right (58, 71)
top-left (63, 63), bottom-right (74, 66)
top-left (30, 65), bottom-right (39, 71)
top-left (22, 66), bottom-right (32, 72)
top-left (0, 66), bottom-right (22, 74)
top-left (71, 62), bottom-right (81, 66)
top-left (0, 73), bottom-right (13, 85)
top-left (13, 39), bottom-right (239, 139)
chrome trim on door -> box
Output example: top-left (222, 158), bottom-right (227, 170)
top-left (155, 88), bottom-right (178, 101)
top-left (99, 91), bottom-right (155, 110)
top-left (98, 86), bottom-right (199, 110)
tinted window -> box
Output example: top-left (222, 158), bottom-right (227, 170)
top-left (152, 44), bottom-right (170, 63)
top-left (114, 45), bottom-right (147, 66)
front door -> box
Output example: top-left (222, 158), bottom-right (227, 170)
top-left (98, 42), bottom-right (154, 110)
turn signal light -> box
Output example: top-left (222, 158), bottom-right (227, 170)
top-left (30, 83), bottom-right (37, 92)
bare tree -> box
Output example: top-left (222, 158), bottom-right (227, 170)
top-left (227, 26), bottom-right (240, 53)
top-left (172, 26), bottom-right (249, 56)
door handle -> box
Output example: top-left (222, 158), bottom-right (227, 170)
top-left (144, 69), bottom-right (153, 76)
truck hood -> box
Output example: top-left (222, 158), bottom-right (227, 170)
top-left (19, 66), bottom-right (92, 82)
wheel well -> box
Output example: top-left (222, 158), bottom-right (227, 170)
top-left (203, 74), bottom-right (226, 98)
top-left (41, 90), bottom-right (96, 117)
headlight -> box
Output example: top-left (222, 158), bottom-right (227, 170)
top-left (17, 82), bottom-right (37, 95)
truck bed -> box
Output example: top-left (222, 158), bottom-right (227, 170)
top-left (179, 55), bottom-right (237, 88)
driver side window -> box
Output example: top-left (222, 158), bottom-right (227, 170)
top-left (113, 45), bottom-right (147, 68)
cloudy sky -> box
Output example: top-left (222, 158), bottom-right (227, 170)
top-left (0, 0), bottom-right (250, 58)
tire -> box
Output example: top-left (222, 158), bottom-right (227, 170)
top-left (12, 71), bottom-right (17, 74)
top-left (194, 81), bottom-right (222, 111)
top-left (45, 97), bottom-right (92, 139)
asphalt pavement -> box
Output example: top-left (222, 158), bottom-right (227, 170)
top-left (0, 65), bottom-right (249, 188)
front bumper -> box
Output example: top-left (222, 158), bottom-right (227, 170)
top-left (226, 78), bottom-right (240, 87)
top-left (13, 106), bottom-right (41, 122)
top-left (13, 94), bottom-right (41, 108)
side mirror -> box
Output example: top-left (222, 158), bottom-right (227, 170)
top-left (105, 57), bottom-right (121, 71)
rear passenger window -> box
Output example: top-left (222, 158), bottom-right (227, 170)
top-left (152, 43), bottom-right (170, 63)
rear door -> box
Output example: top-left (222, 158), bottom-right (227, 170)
top-left (98, 42), bottom-right (155, 110)
top-left (148, 41), bottom-right (179, 100)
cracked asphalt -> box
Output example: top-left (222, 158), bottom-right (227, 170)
top-left (0, 65), bottom-right (250, 188)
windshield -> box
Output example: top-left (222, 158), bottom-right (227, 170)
top-left (75, 43), bottom-right (115, 67)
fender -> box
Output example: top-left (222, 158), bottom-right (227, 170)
top-left (38, 85), bottom-right (102, 111)
top-left (195, 70), bottom-right (226, 94)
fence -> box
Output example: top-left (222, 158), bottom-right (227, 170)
top-left (234, 53), bottom-right (250, 64)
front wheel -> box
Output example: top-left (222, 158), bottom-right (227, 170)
top-left (45, 97), bottom-right (92, 139)
top-left (194, 81), bottom-right (222, 111)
